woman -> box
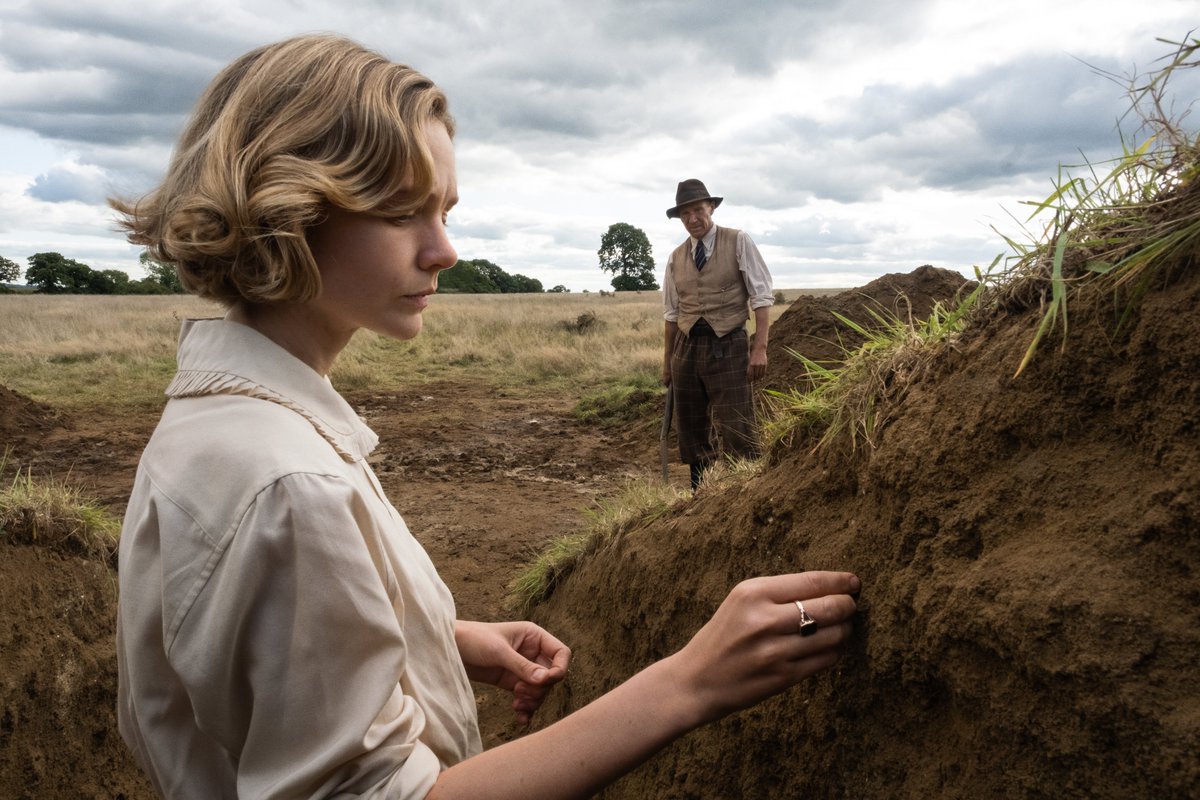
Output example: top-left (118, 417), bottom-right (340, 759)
top-left (113, 34), bottom-right (860, 799)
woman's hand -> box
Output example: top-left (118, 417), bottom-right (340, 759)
top-left (668, 571), bottom-right (860, 726)
top-left (430, 575), bottom-right (859, 799)
top-left (454, 620), bottom-right (572, 725)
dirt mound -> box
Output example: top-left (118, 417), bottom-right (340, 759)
top-left (0, 385), bottom-right (69, 458)
top-left (0, 546), bottom-right (152, 799)
top-left (764, 265), bottom-right (976, 394)
top-left (530, 265), bottom-right (1200, 796)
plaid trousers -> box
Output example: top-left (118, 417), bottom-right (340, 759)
top-left (670, 326), bottom-right (759, 466)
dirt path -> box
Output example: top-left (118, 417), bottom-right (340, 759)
top-left (350, 382), bottom-right (680, 745)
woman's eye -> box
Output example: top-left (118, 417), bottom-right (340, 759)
top-left (390, 214), bottom-right (415, 226)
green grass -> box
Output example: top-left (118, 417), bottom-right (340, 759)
top-left (573, 372), bottom-right (664, 428)
top-left (762, 286), bottom-right (983, 454)
top-left (507, 478), bottom-right (688, 615)
top-left (990, 35), bottom-right (1200, 376)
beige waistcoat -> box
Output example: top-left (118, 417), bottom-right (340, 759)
top-left (669, 225), bottom-right (750, 336)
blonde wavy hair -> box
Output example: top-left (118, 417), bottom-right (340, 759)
top-left (111, 34), bottom-right (454, 306)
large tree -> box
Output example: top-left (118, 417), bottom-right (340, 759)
top-left (24, 252), bottom-right (93, 293)
top-left (0, 255), bottom-right (20, 284)
top-left (598, 223), bottom-right (657, 291)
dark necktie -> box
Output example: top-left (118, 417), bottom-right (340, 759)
top-left (694, 241), bottom-right (707, 269)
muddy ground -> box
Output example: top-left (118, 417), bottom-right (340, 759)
top-left (2, 265), bottom-right (1196, 798)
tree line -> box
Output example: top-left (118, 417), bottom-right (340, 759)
top-left (438, 258), bottom-right (566, 294)
top-left (0, 252), bottom-right (184, 295)
top-left (3, 220), bottom-right (662, 295)
top-left (0, 253), bottom-right (567, 295)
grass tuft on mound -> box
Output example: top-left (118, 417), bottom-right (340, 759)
top-left (987, 34), bottom-right (1200, 375)
top-left (762, 290), bottom-right (982, 455)
top-left (0, 451), bottom-right (120, 565)
top-left (507, 478), bottom-right (688, 615)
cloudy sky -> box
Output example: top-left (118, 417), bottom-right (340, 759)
top-left (0, 1), bottom-right (1196, 291)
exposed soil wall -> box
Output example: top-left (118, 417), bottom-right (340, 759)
top-left (530, 265), bottom-right (1200, 798)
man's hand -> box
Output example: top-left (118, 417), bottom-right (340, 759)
top-left (748, 348), bottom-right (768, 382)
top-left (454, 621), bottom-right (571, 725)
top-left (748, 306), bottom-right (769, 382)
top-left (663, 320), bottom-right (678, 387)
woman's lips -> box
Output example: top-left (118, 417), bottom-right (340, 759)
top-left (403, 293), bottom-right (430, 309)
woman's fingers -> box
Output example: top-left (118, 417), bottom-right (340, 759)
top-left (737, 571), bottom-right (861, 606)
top-left (774, 591), bottom-right (859, 637)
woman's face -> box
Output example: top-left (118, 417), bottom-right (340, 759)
top-left (306, 122), bottom-right (458, 343)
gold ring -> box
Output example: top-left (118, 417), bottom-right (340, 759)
top-left (794, 600), bottom-right (818, 637)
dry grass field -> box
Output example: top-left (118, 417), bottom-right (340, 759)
top-left (0, 289), bottom-right (827, 410)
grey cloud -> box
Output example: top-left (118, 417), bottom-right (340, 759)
top-left (833, 56), bottom-right (1143, 183)
top-left (604, 0), bottom-right (923, 74)
top-left (431, 2), bottom-right (922, 144)
top-left (452, 219), bottom-right (509, 242)
top-left (3, 2), bottom-right (256, 67)
top-left (758, 216), bottom-right (878, 251)
top-left (728, 52), bottom-right (1163, 207)
top-left (3, 110), bottom-right (189, 149)
top-left (0, 11), bottom-right (229, 150)
top-left (707, 140), bottom-right (896, 209)
top-left (544, 221), bottom-right (604, 253)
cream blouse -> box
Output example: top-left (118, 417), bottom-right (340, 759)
top-left (117, 318), bottom-right (481, 799)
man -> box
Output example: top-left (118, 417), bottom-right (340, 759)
top-left (662, 178), bottom-right (774, 489)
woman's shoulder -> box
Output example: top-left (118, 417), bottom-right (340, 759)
top-left (147, 392), bottom-right (354, 479)
top-left (132, 392), bottom-right (366, 545)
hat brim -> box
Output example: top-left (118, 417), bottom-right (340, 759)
top-left (666, 196), bottom-right (723, 219)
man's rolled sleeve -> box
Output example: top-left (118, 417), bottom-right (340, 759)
top-left (662, 260), bottom-right (680, 322)
top-left (736, 231), bottom-right (774, 309)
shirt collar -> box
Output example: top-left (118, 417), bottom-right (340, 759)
top-left (692, 224), bottom-right (717, 253)
top-left (165, 318), bottom-right (379, 462)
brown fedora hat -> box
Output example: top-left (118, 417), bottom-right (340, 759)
top-left (666, 178), bottom-right (723, 218)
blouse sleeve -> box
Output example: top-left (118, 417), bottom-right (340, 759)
top-left (170, 471), bottom-right (441, 799)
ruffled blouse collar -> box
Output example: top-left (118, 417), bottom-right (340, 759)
top-left (165, 318), bottom-right (379, 462)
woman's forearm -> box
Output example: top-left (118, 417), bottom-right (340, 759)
top-left (428, 655), bottom-right (698, 799)
top-left (430, 572), bottom-right (860, 799)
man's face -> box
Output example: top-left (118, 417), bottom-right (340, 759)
top-left (678, 200), bottom-right (715, 240)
